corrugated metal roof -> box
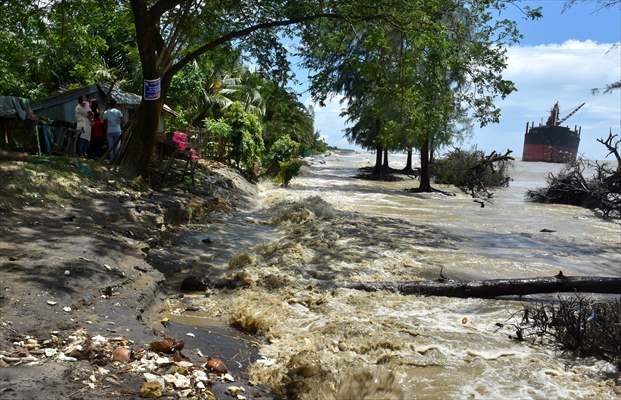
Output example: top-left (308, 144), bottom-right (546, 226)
top-left (31, 85), bottom-right (99, 112)
top-left (30, 82), bottom-right (176, 123)
top-left (98, 83), bottom-right (142, 106)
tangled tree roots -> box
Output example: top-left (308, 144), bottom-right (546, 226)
top-left (527, 133), bottom-right (621, 219)
top-left (510, 296), bottom-right (621, 367)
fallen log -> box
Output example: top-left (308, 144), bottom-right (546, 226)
top-left (340, 273), bottom-right (621, 299)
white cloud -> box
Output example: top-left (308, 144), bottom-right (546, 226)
top-left (467, 40), bottom-right (620, 159)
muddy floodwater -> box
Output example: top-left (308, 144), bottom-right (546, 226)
top-left (168, 152), bottom-right (621, 399)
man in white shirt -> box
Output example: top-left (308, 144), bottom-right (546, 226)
top-left (75, 96), bottom-right (92, 157)
top-left (103, 99), bottom-right (125, 161)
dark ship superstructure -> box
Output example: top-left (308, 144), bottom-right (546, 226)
top-left (522, 102), bottom-right (585, 163)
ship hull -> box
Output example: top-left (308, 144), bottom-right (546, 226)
top-left (522, 126), bottom-right (580, 163)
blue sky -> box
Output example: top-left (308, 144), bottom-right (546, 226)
top-left (289, 0), bottom-right (621, 160)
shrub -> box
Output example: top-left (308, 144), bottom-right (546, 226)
top-left (274, 159), bottom-right (303, 187)
top-left (223, 102), bottom-right (264, 176)
top-left (268, 135), bottom-right (300, 165)
top-left (203, 118), bottom-right (231, 160)
top-left (433, 148), bottom-right (512, 198)
top-left (515, 296), bottom-right (621, 367)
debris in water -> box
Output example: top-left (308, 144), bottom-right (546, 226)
top-left (112, 347), bottom-right (131, 363)
top-left (150, 337), bottom-right (183, 354)
top-left (192, 370), bottom-right (208, 382)
top-left (43, 348), bottom-right (57, 357)
top-left (46, 300), bottom-right (56, 306)
top-left (64, 270), bottom-right (70, 276)
top-left (63, 306), bottom-right (71, 312)
top-left (139, 381), bottom-right (163, 398)
top-left (185, 332), bottom-right (195, 338)
top-left (92, 335), bottom-right (107, 345)
top-left (206, 357), bottom-right (228, 373)
top-left (227, 386), bottom-right (245, 396)
top-left (56, 352), bottom-right (77, 362)
top-left (163, 373), bottom-right (191, 389)
top-left (461, 317), bottom-right (468, 325)
top-left (223, 373), bottom-right (235, 382)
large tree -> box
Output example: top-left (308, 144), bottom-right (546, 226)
top-left (121, 0), bottom-right (396, 176)
top-left (305, 0), bottom-right (538, 191)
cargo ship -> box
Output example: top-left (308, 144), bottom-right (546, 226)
top-left (522, 102), bottom-right (585, 163)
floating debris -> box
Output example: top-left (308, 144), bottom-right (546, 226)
top-left (43, 348), bottom-right (57, 357)
top-left (206, 357), bottom-right (228, 374)
top-left (46, 300), bottom-right (57, 306)
top-left (139, 381), bottom-right (163, 398)
top-left (227, 386), bottom-right (245, 396)
top-left (112, 347), bottom-right (131, 363)
top-left (150, 337), bottom-right (184, 354)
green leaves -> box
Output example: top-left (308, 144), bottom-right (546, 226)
top-left (304, 0), bottom-right (527, 155)
top-left (0, 0), bottom-right (136, 98)
top-left (223, 101), bottom-right (265, 175)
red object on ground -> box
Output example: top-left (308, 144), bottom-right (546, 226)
top-left (172, 131), bottom-right (188, 151)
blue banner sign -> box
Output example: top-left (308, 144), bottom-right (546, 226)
top-left (144, 78), bottom-right (161, 101)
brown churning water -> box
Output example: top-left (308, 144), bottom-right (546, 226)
top-left (170, 152), bottom-right (621, 399)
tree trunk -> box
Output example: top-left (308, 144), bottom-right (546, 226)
top-left (340, 275), bottom-right (621, 299)
top-left (382, 148), bottom-right (389, 169)
top-left (374, 145), bottom-right (383, 173)
top-left (121, 1), bottom-right (170, 177)
top-left (403, 148), bottom-right (413, 172)
top-left (418, 136), bottom-right (431, 191)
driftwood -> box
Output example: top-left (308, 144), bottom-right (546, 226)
top-left (339, 273), bottom-right (621, 299)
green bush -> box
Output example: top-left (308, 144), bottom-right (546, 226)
top-left (268, 135), bottom-right (300, 165)
top-left (274, 159), bottom-right (303, 187)
top-left (204, 118), bottom-right (232, 160)
top-left (223, 102), bottom-right (264, 175)
top-left (433, 148), bottom-right (511, 189)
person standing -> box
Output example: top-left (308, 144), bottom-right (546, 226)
top-left (103, 99), bottom-right (124, 161)
top-left (89, 111), bottom-right (105, 158)
top-left (75, 96), bottom-right (92, 157)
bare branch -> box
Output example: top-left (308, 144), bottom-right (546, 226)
top-left (596, 131), bottom-right (621, 171)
